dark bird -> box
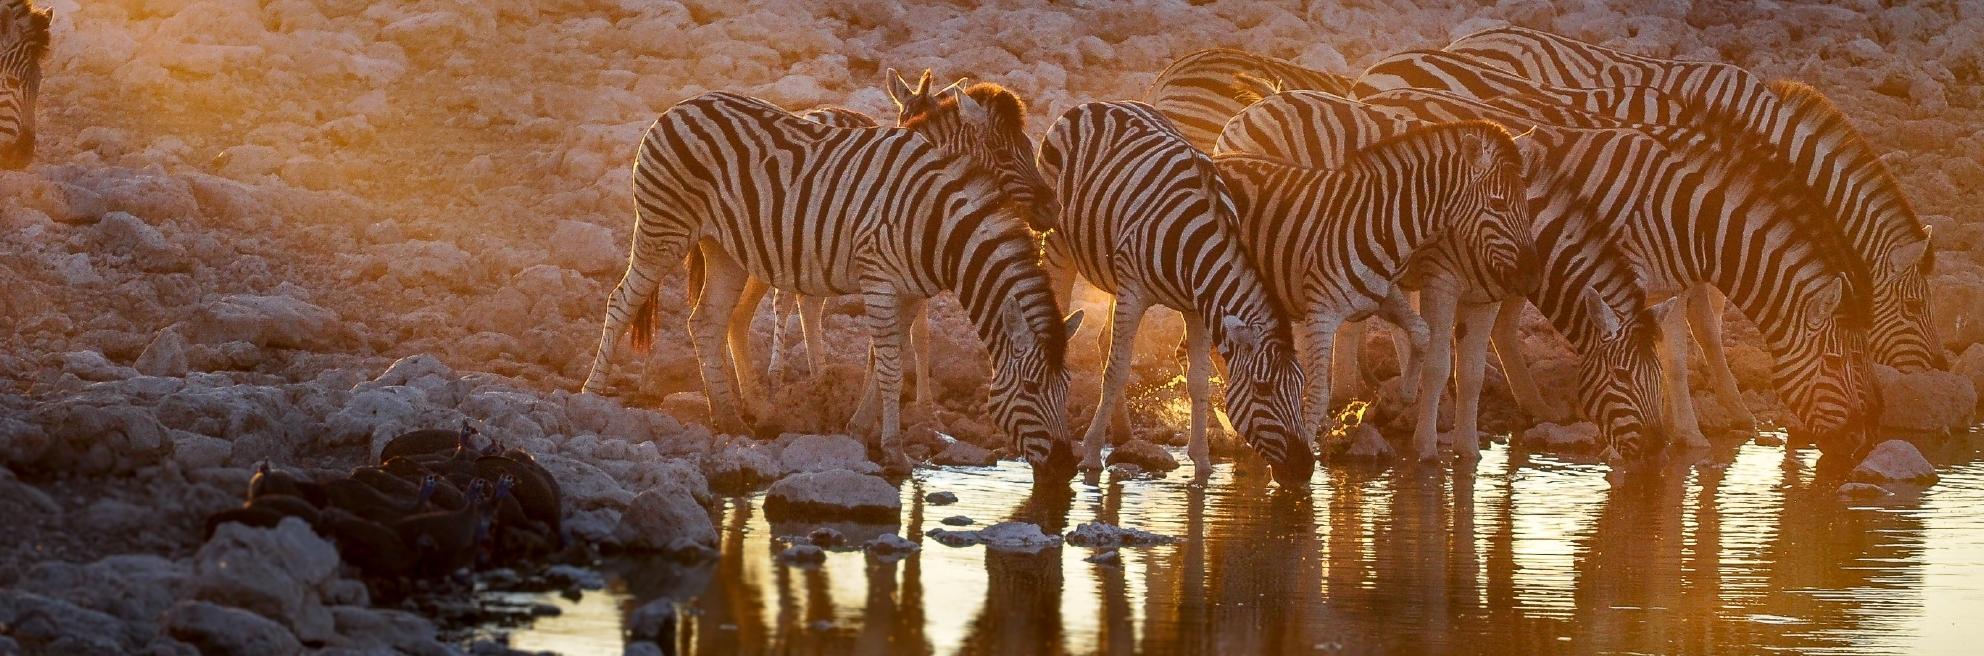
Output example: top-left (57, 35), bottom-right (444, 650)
top-left (317, 506), bottom-right (416, 579)
top-left (474, 453), bottom-right (562, 540)
top-left (324, 472), bottom-right (436, 524)
top-left (248, 462), bottom-right (326, 507)
top-left (394, 479), bottom-right (490, 578)
top-left (379, 422), bottom-right (478, 464)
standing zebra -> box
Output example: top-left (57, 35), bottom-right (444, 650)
top-left (1443, 27), bottom-right (1943, 373)
top-left (582, 91), bottom-right (1083, 479)
top-left (1215, 121), bottom-right (1535, 460)
top-left (1035, 100), bottom-right (1311, 486)
top-left (1353, 49), bottom-right (1691, 126)
top-left (1364, 87), bottom-right (1884, 460)
top-left (1146, 48), bottom-right (1356, 152)
top-left (1217, 90), bottom-right (1675, 461)
top-left (0, 0), bottom-right (50, 169)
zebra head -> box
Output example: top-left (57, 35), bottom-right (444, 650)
top-left (1870, 235), bottom-right (1943, 371)
top-left (888, 69), bottom-right (1060, 231)
top-left (985, 297), bottom-right (1083, 483)
top-left (1215, 315), bottom-right (1312, 488)
top-left (1450, 129), bottom-right (1541, 295)
top-left (1576, 291), bottom-right (1674, 464)
top-left (0, 0), bottom-right (49, 169)
top-left (1776, 272), bottom-right (1884, 462)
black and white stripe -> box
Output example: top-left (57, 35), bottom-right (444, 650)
top-left (1354, 49), bottom-right (1690, 126)
top-left (1036, 100), bottom-right (1311, 486)
top-left (1145, 48), bottom-right (1355, 152)
top-left (0, 0), bottom-right (50, 169)
top-left (1214, 121), bottom-right (1533, 460)
top-left (1444, 27), bottom-right (1943, 372)
top-left (582, 91), bottom-right (1083, 479)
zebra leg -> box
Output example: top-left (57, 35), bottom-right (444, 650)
top-left (1083, 291), bottom-right (1149, 472)
top-left (1448, 300), bottom-right (1498, 460)
top-left (1295, 314), bottom-right (1343, 441)
top-left (1379, 288), bottom-right (1433, 408)
top-left (910, 307), bottom-right (935, 404)
top-left (728, 277), bottom-right (771, 428)
top-left (766, 289), bottom-right (791, 381)
top-left (1491, 299), bottom-right (1556, 421)
top-left (1184, 313), bottom-right (1216, 480)
top-left (689, 249), bottom-right (755, 437)
top-left (799, 295), bottom-right (828, 381)
top-left (1684, 285), bottom-right (1759, 433)
top-left (582, 227), bottom-right (688, 396)
top-left (1332, 320), bottom-right (1367, 404)
top-left (1655, 301), bottom-right (1711, 448)
top-left (1410, 286), bottom-right (1458, 462)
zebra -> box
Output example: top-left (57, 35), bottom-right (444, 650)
top-left (1353, 49), bottom-right (1691, 126)
top-left (1444, 27), bottom-right (1943, 373)
top-left (1213, 121), bottom-right (1535, 460)
top-left (0, 0), bottom-right (51, 169)
top-left (1363, 87), bottom-right (1884, 460)
top-left (581, 90), bottom-right (1084, 479)
top-left (1035, 100), bottom-right (1311, 486)
top-left (1216, 90), bottom-right (1676, 461)
top-left (885, 69), bottom-right (1059, 232)
top-left (1145, 48), bottom-right (1355, 152)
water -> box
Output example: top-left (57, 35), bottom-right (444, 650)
top-left (496, 434), bottom-right (1984, 655)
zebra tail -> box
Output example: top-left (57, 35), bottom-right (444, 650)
top-left (626, 249), bottom-right (691, 356)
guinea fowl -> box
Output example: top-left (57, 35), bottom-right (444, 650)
top-left (248, 462), bottom-right (326, 506)
top-left (395, 479), bottom-right (490, 578)
top-left (324, 472), bottom-right (437, 524)
top-left (488, 475), bottom-right (555, 563)
top-left (354, 467), bottom-right (466, 511)
top-left (317, 507), bottom-right (416, 579)
top-left (378, 422), bottom-right (478, 464)
top-left (473, 453), bottom-right (561, 540)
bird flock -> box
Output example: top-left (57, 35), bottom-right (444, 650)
top-left (585, 25), bottom-right (1941, 486)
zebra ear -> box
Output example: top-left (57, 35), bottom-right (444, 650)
top-left (1806, 274), bottom-right (1846, 327)
top-left (1222, 315), bottom-right (1259, 357)
top-left (915, 69), bottom-right (934, 97)
top-left (1002, 298), bottom-right (1032, 346)
top-left (1461, 132), bottom-right (1497, 177)
top-left (1582, 288), bottom-right (1623, 339)
top-left (1889, 238), bottom-right (1929, 275)
top-left (887, 68), bottom-right (921, 115)
top-left (951, 87), bottom-right (990, 124)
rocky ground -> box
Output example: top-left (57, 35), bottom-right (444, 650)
top-left (3, 0), bottom-right (1984, 653)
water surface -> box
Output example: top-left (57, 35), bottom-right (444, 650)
top-left (498, 434), bottom-right (1984, 655)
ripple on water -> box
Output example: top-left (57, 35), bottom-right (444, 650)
top-left (495, 432), bottom-right (1984, 655)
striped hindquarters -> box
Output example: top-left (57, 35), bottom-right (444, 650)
top-left (1145, 48), bottom-right (1355, 151)
top-left (0, 0), bottom-right (49, 169)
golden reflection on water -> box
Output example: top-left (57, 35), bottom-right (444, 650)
top-left (505, 434), bottom-right (1984, 655)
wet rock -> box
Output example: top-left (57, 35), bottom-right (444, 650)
top-left (1838, 482), bottom-right (1891, 498)
top-left (134, 327), bottom-right (191, 377)
top-left (932, 439), bottom-right (997, 466)
top-left (1339, 424), bottom-right (1394, 459)
top-left (180, 293), bottom-right (346, 351)
top-left (764, 469), bottom-right (900, 521)
top-left (1105, 462), bottom-right (1144, 478)
top-left (1850, 440), bottom-right (1940, 484)
top-left (163, 600), bottom-right (302, 656)
top-left (778, 544), bottom-right (826, 565)
top-left (613, 487), bottom-right (717, 555)
top-left (192, 518), bottom-right (339, 643)
top-left (1106, 439), bottom-right (1178, 472)
top-left (544, 565), bottom-right (607, 591)
top-left (941, 515), bottom-right (974, 526)
top-left (778, 433), bottom-right (879, 475)
top-left (1517, 422), bottom-right (1598, 450)
top-left (924, 490), bottom-right (958, 505)
top-left (1874, 365), bottom-right (1976, 433)
top-left (1085, 549), bottom-right (1121, 565)
top-left (1064, 522), bottom-right (1174, 548)
top-left (1755, 433), bottom-right (1787, 447)
top-left (864, 533), bottom-right (920, 558)
top-left (926, 521), bottom-right (1063, 553)
top-left (627, 598), bottom-right (677, 644)
top-left (807, 527), bottom-right (845, 548)
top-left (550, 220), bottom-right (622, 274)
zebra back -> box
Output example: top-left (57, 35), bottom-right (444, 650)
top-left (1145, 48), bottom-right (1355, 152)
top-left (1212, 90), bottom-right (1418, 167)
top-left (0, 0), bottom-right (49, 169)
top-left (797, 106), bottom-right (879, 129)
top-left (1354, 49), bottom-right (1691, 126)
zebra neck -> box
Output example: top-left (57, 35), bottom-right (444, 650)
top-left (1764, 96), bottom-right (1919, 249)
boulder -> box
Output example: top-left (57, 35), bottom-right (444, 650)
top-left (924, 490), bottom-right (958, 505)
top-left (926, 521), bottom-right (1063, 553)
top-left (941, 515), bottom-right (973, 526)
top-left (192, 519), bottom-right (339, 643)
top-left (1064, 522), bottom-right (1174, 548)
top-left (1955, 344), bottom-right (1984, 410)
top-left (18, 555), bottom-right (192, 628)
top-left (538, 453), bottom-right (636, 510)
top-left (931, 439), bottom-right (997, 467)
top-left (778, 433), bottom-right (879, 475)
top-left (613, 487), bottom-right (717, 555)
top-left (325, 606), bottom-right (452, 656)
top-left (60, 350), bottom-right (137, 382)
top-left (180, 294), bottom-right (346, 351)
top-left (0, 589), bottom-right (142, 654)
top-left (1517, 422), bottom-right (1599, 451)
top-left (95, 211), bottom-right (187, 271)
top-left (764, 469), bottom-right (900, 521)
top-left (864, 533), bottom-right (920, 559)
top-left (702, 436), bottom-right (781, 492)
top-left (1850, 440), bottom-right (1939, 484)
top-left (777, 543), bottom-right (826, 565)
top-left (1874, 365), bottom-right (1976, 432)
top-left (163, 601), bottom-right (301, 656)
top-left (1105, 439), bottom-right (1178, 472)
top-left (172, 431), bottom-right (233, 470)
top-left (550, 220), bottom-right (622, 274)
top-left (1838, 482), bottom-right (1891, 499)
top-left (134, 327), bottom-right (191, 377)
top-left (1338, 424), bottom-right (1394, 459)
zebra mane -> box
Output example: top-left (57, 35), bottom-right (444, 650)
top-left (1766, 79), bottom-right (1930, 247)
top-left (901, 82), bottom-right (1030, 135)
top-left (5, 0), bottom-right (48, 62)
top-left (1340, 120), bottom-right (1518, 174)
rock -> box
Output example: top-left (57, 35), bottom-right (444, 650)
top-left (926, 521), bottom-right (1063, 553)
top-left (0, 415), bottom-right (51, 467)
top-left (807, 527), bottom-right (845, 548)
top-left (864, 533), bottom-right (920, 559)
top-left (1064, 522), bottom-right (1174, 548)
top-left (1955, 345), bottom-right (1984, 411)
top-left (192, 519), bottom-right (339, 643)
top-left (1105, 439), bottom-right (1178, 472)
top-left (61, 350), bottom-right (138, 382)
top-left (374, 240), bottom-right (471, 287)
top-left (1338, 424), bottom-right (1394, 459)
top-left (702, 437), bottom-right (781, 492)
top-left (613, 487), bottom-right (717, 555)
top-left (627, 598), bottom-right (676, 644)
top-left (1838, 482), bottom-right (1891, 498)
top-left (163, 601), bottom-right (301, 656)
top-left (95, 211), bottom-right (187, 271)
top-left (539, 453), bottom-right (636, 510)
top-left (1085, 549), bottom-right (1121, 565)
top-left (181, 294), bottom-right (345, 351)
top-left (923, 490), bottom-right (958, 505)
top-left (931, 439), bottom-right (997, 466)
top-left (550, 220), bottom-right (622, 274)
top-left (941, 515), bottom-right (974, 526)
top-left (1874, 364), bottom-right (1976, 432)
top-left (326, 606), bottom-right (451, 655)
top-left (777, 544), bottom-right (826, 565)
top-left (172, 431), bottom-right (232, 470)
top-left (764, 469), bottom-right (901, 521)
top-left (1105, 462), bottom-right (1144, 478)
top-left (134, 328), bottom-right (191, 377)
top-left (1850, 440), bottom-right (1940, 484)
top-left (0, 589), bottom-right (143, 654)
top-left (778, 433), bottom-right (879, 475)
top-left (1517, 422), bottom-right (1599, 450)
top-left (544, 565), bottom-right (607, 591)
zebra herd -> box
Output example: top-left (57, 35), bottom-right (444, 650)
top-left (585, 26), bottom-right (1943, 485)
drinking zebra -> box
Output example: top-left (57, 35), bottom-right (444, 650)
top-left (582, 91), bottom-right (1083, 479)
top-left (1036, 100), bottom-right (1312, 486)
